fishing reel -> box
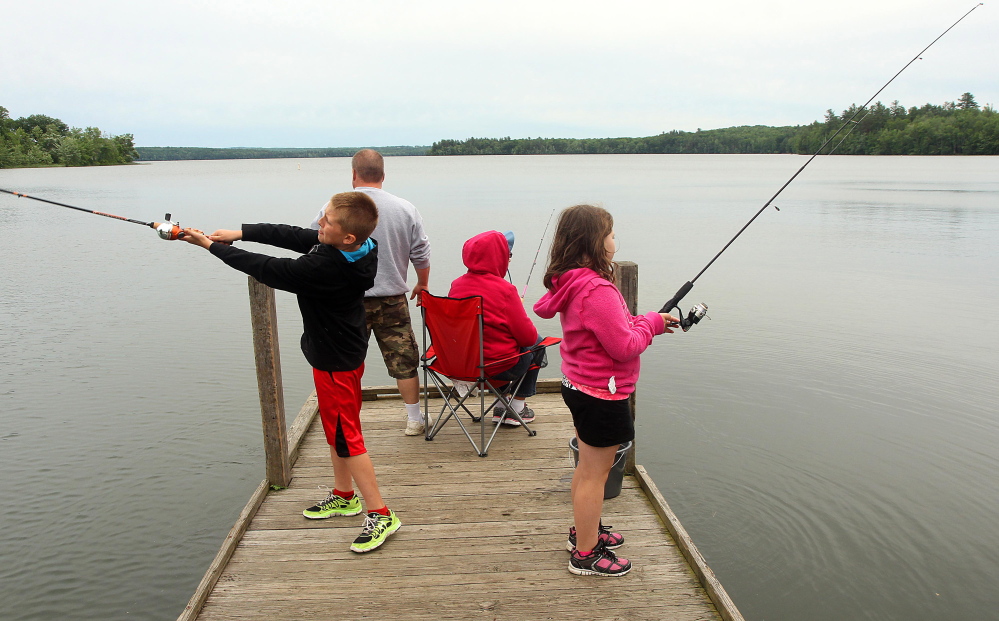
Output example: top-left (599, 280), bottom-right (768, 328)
top-left (153, 213), bottom-right (184, 240)
top-left (679, 303), bottom-right (709, 332)
top-left (660, 282), bottom-right (709, 332)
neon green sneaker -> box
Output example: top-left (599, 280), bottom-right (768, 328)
top-left (302, 487), bottom-right (362, 519)
top-left (350, 510), bottom-right (401, 553)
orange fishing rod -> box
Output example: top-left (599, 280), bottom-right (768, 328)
top-left (0, 187), bottom-right (185, 240)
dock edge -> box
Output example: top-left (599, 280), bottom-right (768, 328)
top-left (634, 465), bottom-right (745, 621)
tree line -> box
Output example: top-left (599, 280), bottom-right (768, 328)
top-left (428, 93), bottom-right (998, 156)
top-left (0, 106), bottom-right (138, 168)
top-left (5, 92), bottom-right (994, 168)
top-left (135, 145), bottom-right (429, 160)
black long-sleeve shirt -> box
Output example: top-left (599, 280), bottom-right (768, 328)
top-left (209, 223), bottom-right (377, 372)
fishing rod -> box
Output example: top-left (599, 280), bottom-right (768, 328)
top-left (659, 3), bottom-right (984, 331)
top-left (521, 207), bottom-right (556, 298)
top-left (0, 188), bottom-right (186, 240)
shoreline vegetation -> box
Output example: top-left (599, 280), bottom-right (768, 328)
top-left (0, 106), bottom-right (137, 168)
top-left (3, 94), bottom-right (995, 169)
top-left (429, 94), bottom-right (996, 156)
top-left (134, 145), bottom-right (429, 161)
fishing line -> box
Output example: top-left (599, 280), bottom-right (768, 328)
top-left (521, 207), bottom-right (556, 298)
top-left (0, 187), bottom-right (185, 240)
top-left (658, 3), bottom-right (984, 328)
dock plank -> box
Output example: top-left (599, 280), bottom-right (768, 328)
top-left (185, 392), bottom-right (737, 621)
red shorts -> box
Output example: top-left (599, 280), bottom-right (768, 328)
top-left (313, 364), bottom-right (366, 458)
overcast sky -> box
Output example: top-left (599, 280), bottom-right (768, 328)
top-left (2, 0), bottom-right (994, 148)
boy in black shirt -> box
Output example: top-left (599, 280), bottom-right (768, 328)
top-left (182, 191), bottom-right (400, 553)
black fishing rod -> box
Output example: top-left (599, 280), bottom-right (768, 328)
top-left (659, 3), bottom-right (984, 331)
top-left (0, 188), bottom-right (186, 240)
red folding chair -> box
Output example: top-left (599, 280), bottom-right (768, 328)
top-left (419, 291), bottom-right (561, 457)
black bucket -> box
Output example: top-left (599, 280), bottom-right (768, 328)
top-left (568, 437), bottom-right (633, 499)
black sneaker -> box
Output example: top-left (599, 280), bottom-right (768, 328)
top-left (500, 405), bottom-right (535, 426)
top-left (567, 522), bottom-right (624, 552)
top-left (568, 540), bottom-right (632, 577)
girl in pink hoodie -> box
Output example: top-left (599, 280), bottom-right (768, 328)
top-left (534, 204), bottom-right (680, 577)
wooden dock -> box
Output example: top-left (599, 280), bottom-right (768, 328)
top-left (179, 383), bottom-right (743, 621)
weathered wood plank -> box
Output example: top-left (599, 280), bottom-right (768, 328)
top-left (246, 278), bottom-right (291, 488)
top-left (616, 261), bottom-right (640, 476)
top-left (636, 465), bottom-right (745, 621)
top-left (177, 479), bottom-right (270, 621)
top-left (184, 392), bottom-right (736, 621)
top-left (361, 377), bottom-right (564, 400)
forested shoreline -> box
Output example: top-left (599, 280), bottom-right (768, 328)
top-left (0, 106), bottom-right (137, 168)
top-left (430, 93), bottom-right (998, 156)
top-left (134, 145), bottom-right (429, 160)
top-left (3, 92), bottom-right (995, 168)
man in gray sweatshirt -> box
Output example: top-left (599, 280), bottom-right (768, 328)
top-left (312, 149), bottom-right (431, 435)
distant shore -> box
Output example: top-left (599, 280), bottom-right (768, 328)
top-left (134, 145), bottom-right (429, 161)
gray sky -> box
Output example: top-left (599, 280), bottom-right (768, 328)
top-left (2, 0), bottom-right (994, 147)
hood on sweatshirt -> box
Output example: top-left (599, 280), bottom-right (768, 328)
top-left (533, 268), bottom-right (607, 318)
top-left (461, 231), bottom-right (510, 278)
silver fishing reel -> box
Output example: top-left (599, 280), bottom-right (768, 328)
top-left (154, 213), bottom-right (183, 240)
top-left (681, 303), bottom-right (709, 332)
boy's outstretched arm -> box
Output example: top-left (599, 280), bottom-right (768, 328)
top-left (181, 227), bottom-right (330, 296)
top-left (181, 228), bottom-right (241, 248)
top-left (181, 228), bottom-right (214, 249)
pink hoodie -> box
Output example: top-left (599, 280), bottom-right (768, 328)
top-left (449, 231), bottom-right (539, 374)
top-left (533, 267), bottom-right (665, 397)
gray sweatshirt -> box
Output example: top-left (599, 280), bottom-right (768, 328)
top-left (311, 186), bottom-right (431, 297)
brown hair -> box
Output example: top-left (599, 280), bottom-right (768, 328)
top-left (351, 149), bottom-right (385, 183)
top-left (542, 204), bottom-right (615, 289)
top-left (330, 191), bottom-right (378, 242)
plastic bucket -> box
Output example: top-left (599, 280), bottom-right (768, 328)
top-left (568, 437), bottom-right (633, 499)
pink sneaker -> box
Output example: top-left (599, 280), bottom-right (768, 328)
top-left (566, 523), bottom-right (624, 552)
top-left (568, 540), bottom-right (632, 577)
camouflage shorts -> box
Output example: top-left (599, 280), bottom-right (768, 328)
top-left (364, 294), bottom-right (419, 380)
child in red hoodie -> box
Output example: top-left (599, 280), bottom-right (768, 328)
top-left (449, 230), bottom-right (542, 425)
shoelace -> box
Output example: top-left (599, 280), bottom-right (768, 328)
top-left (314, 484), bottom-right (335, 504)
top-left (359, 514), bottom-right (381, 535)
top-left (571, 523), bottom-right (616, 541)
top-left (592, 546), bottom-right (625, 570)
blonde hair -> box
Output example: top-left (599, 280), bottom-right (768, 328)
top-left (329, 191), bottom-right (378, 241)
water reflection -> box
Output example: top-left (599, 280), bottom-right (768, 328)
top-left (1, 154), bottom-right (997, 620)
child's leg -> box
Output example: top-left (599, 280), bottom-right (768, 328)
top-left (328, 447), bottom-right (354, 493)
top-left (514, 336), bottom-right (546, 401)
top-left (571, 435), bottom-right (617, 552)
top-left (314, 365), bottom-right (369, 494)
top-left (335, 451), bottom-right (385, 511)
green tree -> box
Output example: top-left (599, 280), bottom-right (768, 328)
top-left (957, 92), bottom-right (979, 110)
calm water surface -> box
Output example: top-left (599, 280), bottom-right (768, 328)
top-left (1, 155), bottom-right (996, 620)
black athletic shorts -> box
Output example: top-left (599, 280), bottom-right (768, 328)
top-left (561, 384), bottom-right (634, 448)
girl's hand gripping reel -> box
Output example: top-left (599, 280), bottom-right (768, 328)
top-left (152, 213), bottom-right (185, 240)
top-left (659, 281), bottom-right (710, 332)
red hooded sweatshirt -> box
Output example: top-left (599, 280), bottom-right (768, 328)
top-left (449, 231), bottom-right (539, 374)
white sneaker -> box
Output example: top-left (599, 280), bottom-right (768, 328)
top-left (405, 420), bottom-right (425, 436)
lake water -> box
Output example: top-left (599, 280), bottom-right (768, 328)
top-left (1, 155), bottom-right (997, 620)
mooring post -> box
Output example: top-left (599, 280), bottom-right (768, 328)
top-left (617, 261), bottom-right (638, 475)
top-left (247, 277), bottom-right (291, 488)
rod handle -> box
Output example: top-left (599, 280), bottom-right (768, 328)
top-left (659, 281), bottom-right (693, 314)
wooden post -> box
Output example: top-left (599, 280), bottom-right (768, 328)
top-left (617, 261), bottom-right (638, 475)
top-left (247, 276), bottom-right (291, 488)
